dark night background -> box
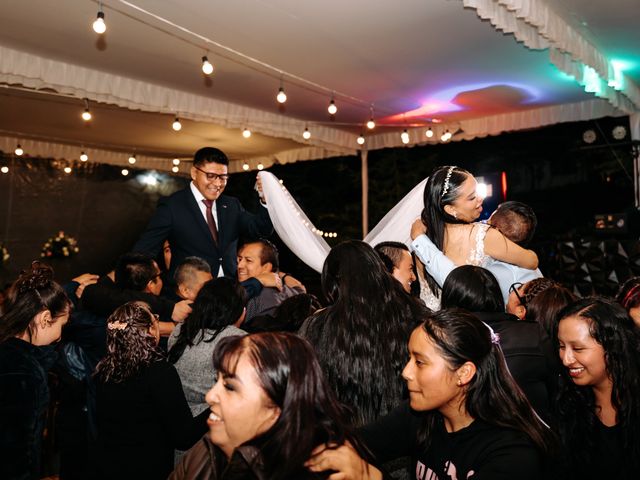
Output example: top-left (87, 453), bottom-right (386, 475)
top-left (1, 115), bottom-right (638, 298)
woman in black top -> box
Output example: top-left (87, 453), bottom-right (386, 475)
top-left (93, 301), bottom-right (208, 480)
top-left (556, 297), bottom-right (640, 479)
top-left (307, 309), bottom-right (556, 479)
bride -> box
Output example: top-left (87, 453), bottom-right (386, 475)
top-left (413, 165), bottom-right (538, 310)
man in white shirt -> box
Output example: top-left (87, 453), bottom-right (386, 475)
top-left (411, 201), bottom-right (542, 305)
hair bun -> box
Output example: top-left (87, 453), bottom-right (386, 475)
top-left (15, 261), bottom-right (54, 294)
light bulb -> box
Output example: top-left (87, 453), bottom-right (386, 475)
top-left (121, 169), bottom-right (129, 176)
top-left (426, 127), bottom-right (434, 138)
top-left (92, 11), bottom-right (106, 34)
top-left (441, 130), bottom-right (451, 142)
top-left (64, 166), bottom-right (72, 174)
top-left (82, 109), bottom-right (92, 121)
top-left (172, 118), bottom-right (182, 131)
top-left (15, 145), bottom-right (23, 156)
top-left (201, 56), bottom-right (214, 75)
top-left (401, 129), bottom-right (410, 144)
top-left (80, 152), bottom-right (88, 162)
top-left (242, 128), bottom-right (251, 138)
top-left (328, 99), bottom-right (337, 115)
top-left (242, 163), bottom-right (250, 171)
top-left (171, 166), bottom-right (179, 173)
top-left (257, 163), bottom-right (264, 170)
top-left (1, 166), bottom-right (8, 174)
top-left (357, 134), bottom-right (365, 145)
top-left (128, 155), bottom-right (136, 164)
top-left (172, 158), bottom-right (180, 166)
top-left (366, 118), bottom-right (375, 129)
top-left (276, 87), bottom-right (287, 104)
top-left (302, 128), bottom-right (311, 140)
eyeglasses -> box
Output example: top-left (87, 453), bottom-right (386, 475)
top-left (509, 282), bottom-right (526, 307)
top-left (194, 166), bottom-right (229, 183)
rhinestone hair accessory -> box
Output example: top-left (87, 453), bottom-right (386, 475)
top-left (107, 321), bottom-right (128, 331)
top-left (482, 321), bottom-right (500, 345)
top-left (441, 166), bottom-right (456, 197)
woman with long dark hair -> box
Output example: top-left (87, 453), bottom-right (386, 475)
top-left (299, 240), bottom-right (426, 426)
top-left (168, 277), bottom-right (247, 414)
top-left (555, 297), bottom-right (640, 479)
top-left (0, 262), bottom-right (71, 480)
top-left (170, 332), bottom-right (370, 479)
top-left (415, 165), bottom-right (538, 309)
top-left (307, 309), bottom-right (556, 479)
top-left (93, 301), bottom-right (208, 480)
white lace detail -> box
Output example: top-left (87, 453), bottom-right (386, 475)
top-left (467, 223), bottom-right (490, 267)
top-left (418, 274), bottom-right (441, 311)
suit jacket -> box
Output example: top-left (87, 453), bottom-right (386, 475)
top-left (134, 188), bottom-right (273, 279)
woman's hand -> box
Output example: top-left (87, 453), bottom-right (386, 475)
top-left (411, 218), bottom-right (427, 240)
top-left (305, 443), bottom-right (383, 480)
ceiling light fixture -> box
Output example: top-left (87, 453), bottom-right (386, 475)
top-left (276, 78), bottom-right (287, 104)
top-left (302, 127), bottom-right (311, 140)
top-left (171, 166), bottom-right (179, 173)
top-left (172, 117), bottom-right (182, 131)
top-left (441, 130), bottom-right (451, 142)
top-left (257, 163), bottom-right (264, 170)
top-left (121, 169), bottom-right (129, 176)
top-left (242, 163), bottom-right (250, 171)
top-left (426, 127), bottom-right (434, 138)
top-left (128, 154), bottom-right (136, 164)
top-left (80, 152), bottom-right (88, 162)
top-left (357, 134), bottom-right (365, 145)
top-left (81, 98), bottom-right (92, 121)
top-left (242, 128), bottom-right (252, 138)
top-left (366, 106), bottom-right (375, 129)
top-left (15, 144), bottom-right (23, 156)
top-left (1, 166), bottom-right (9, 174)
top-left (201, 56), bottom-right (214, 75)
top-left (401, 129), bottom-right (410, 144)
top-left (172, 158), bottom-right (180, 166)
top-left (327, 94), bottom-right (337, 115)
top-left (92, 4), bottom-right (106, 34)
top-left (64, 166), bottom-right (72, 174)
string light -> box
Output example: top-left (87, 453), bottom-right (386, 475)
top-left (401, 129), bottom-right (410, 144)
top-left (81, 98), bottom-right (92, 121)
top-left (172, 117), bottom-right (182, 131)
top-left (121, 169), bottom-right (129, 176)
top-left (242, 128), bottom-right (252, 138)
top-left (201, 56), bottom-right (214, 75)
top-left (128, 154), bottom-right (136, 164)
top-left (80, 152), bottom-right (88, 162)
top-left (426, 127), bottom-right (434, 138)
top-left (302, 127), bottom-right (311, 140)
top-left (15, 144), bottom-right (23, 156)
top-left (357, 134), bottom-right (365, 145)
top-left (172, 158), bottom-right (180, 166)
top-left (257, 163), bottom-right (264, 170)
top-left (171, 166), bottom-right (179, 173)
top-left (441, 130), bottom-right (452, 142)
top-left (327, 95), bottom-right (337, 115)
top-left (366, 106), bottom-right (375, 129)
top-left (242, 163), bottom-right (249, 171)
top-left (276, 78), bottom-right (287, 104)
top-left (92, 4), bottom-right (106, 34)
top-left (63, 166), bottom-right (72, 174)
top-left (1, 166), bottom-right (8, 174)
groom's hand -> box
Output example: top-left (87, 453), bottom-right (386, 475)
top-left (411, 218), bottom-right (427, 240)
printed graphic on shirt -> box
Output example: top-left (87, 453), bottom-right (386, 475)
top-left (415, 460), bottom-right (475, 480)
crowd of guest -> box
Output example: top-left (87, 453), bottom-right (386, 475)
top-left (1, 155), bottom-right (640, 480)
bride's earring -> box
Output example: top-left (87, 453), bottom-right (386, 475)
top-left (453, 211), bottom-right (458, 219)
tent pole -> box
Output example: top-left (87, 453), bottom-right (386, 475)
top-left (361, 149), bottom-right (369, 237)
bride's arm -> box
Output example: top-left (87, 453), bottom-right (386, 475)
top-left (483, 227), bottom-right (538, 269)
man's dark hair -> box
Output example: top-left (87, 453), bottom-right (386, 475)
top-left (491, 201), bottom-right (537, 246)
top-left (374, 241), bottom-right (410, 274)
top-left (115, 252), bottom-right (158, 291)
top-left (193, 147), bottom-right (229, 167)
top-left (241, 239), bottom-right (279, 272)
top-left (174, 256), bottom-right (212, 286)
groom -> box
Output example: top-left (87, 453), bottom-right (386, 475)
top-left (134, 147), bottom-right (273, 282)
top-left (411, 201), bottom-right (542, 304)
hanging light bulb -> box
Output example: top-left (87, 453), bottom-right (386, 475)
top-left (242, 128), bottom-right (252, 138)
top-left (242, 163), bottom-right (250, 171)
top-left (441, 130), bottom-right (451, 142)
top-left (171, 166), bottom-right (179, 173)
top-left (327, 95), bottom-right (337, 115)
top-left (80, 152), bottom-right (88, 162)
top-left (302, 127), bottom-right (311, 140)
top-left (15, 144), bottom-right (23, 156)
top-left (257, 163), bottom-right (264, 170)
top-left (64, 166), bottom-right (72, 174)
top-left (92, 6), bottom-right (106, 34)
top-left (367, 106), bottom-right (375, 129)
top-left (172, 158), bottom-right (180, 166)
top-left (401, 129), bottom-right (410, 144)
top-left (121, 169), bottom-right (129, 176)
top-left (81, 108), bottom-right (92, 121)
top-left (426, 127), bottom-right (434, 138)
top-left (357, 134), bottom-right (365, 145)
top-left (1, 166), bottom-right (9, 174)
top-left (172, 117), bottom-right (182, 131)
top-left (128, 155), bottom-right (136, 165)
top-left (201, 56), bottom-right (214, 75)
top-left (276, 80), bottom-right (287, 104)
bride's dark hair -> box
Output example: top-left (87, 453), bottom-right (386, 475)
top-left (420, 165), bottom-right (472, 295)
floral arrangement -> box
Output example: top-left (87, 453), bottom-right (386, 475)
top-left (0, 242), bottom-right (9, 265)
top-left (41, 231), bottom-right (80, 259)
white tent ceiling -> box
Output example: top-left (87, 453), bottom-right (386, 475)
top-left (0, 0), bottom-right (638, 173)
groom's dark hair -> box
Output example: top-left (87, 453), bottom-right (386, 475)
top-left (490, 201), bottom-right (537, 246)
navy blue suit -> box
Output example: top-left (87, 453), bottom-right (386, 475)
top-left (134, 187), bottom-right (273, 279)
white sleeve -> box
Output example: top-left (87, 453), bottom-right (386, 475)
top-left (410, 234), bottom-right (456, 287)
